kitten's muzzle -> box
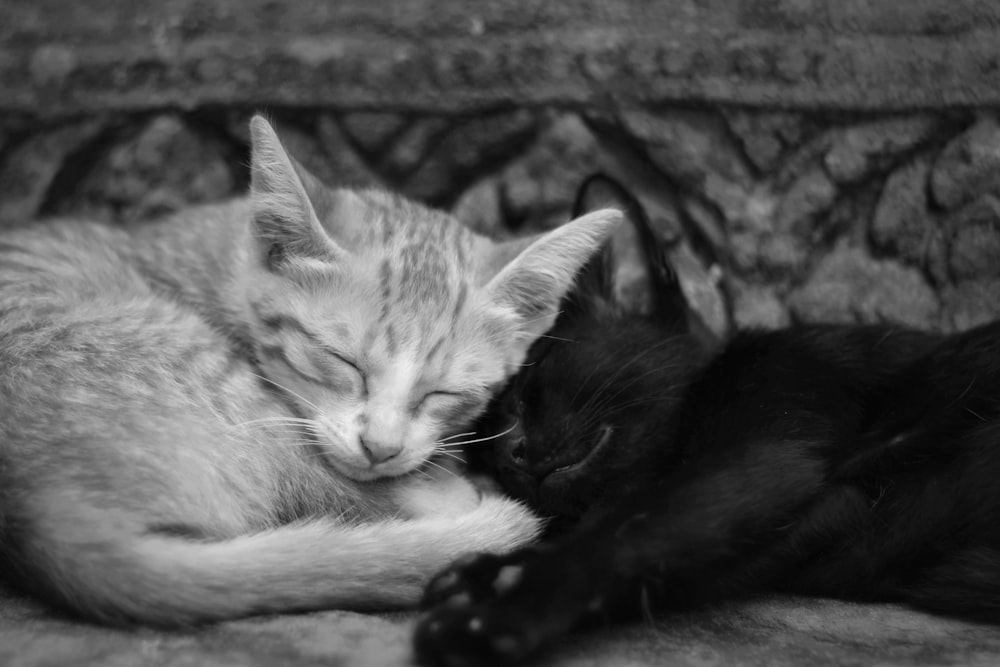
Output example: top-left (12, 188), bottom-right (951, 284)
top-left (497, 424), bottom-right (616, 517)
top-left (359, 436), bottom-right (403, 465)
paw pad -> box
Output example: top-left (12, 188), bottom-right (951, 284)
top-left (491, 634), bottom-right (524, 657)
top-left (493, 564), bottom-right (523, 594)
top-left (445, 591), bottom-right (472, 608)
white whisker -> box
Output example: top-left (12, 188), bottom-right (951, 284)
top-left (537, 334), bottom-right (577, 343)
top-left (437, 431), bottom-right (476, 444)
top-left (228, 417), bottom-right (320, 432)
top-left (249, 373), bottom-right (322, 412)
top-left (441, 422), bottom-right (518, 448)
top-left (423, 459), bottom-right (458, 478)
top-left (518, 310), bottom-right (563, 328)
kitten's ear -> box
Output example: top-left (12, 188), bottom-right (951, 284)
top-left (248, 116), bottom-right (345, 270)
top-left (565, 174), bottom-right (691, 327)
top-left (487, 209), bottom-right (622, 338)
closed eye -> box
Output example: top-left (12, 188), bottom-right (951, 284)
top-left (328, 350), bottom-right (363, 377)
top-left (425, 390), bottom-right (460, 400)
top-left (316, 347), bottom-right (368, 394)
top-left (416, 391), bottom-right (483, 421)
top-left (416, 390), bottom-right (459, 411)
top-left (278, 337), bottom-right (366, 395)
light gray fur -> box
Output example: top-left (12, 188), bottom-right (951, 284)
top-left (0, 116), bottom-right (621, 626)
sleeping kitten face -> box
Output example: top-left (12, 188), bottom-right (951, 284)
top-left (242, 118), bottom-right (621, 482)
top-left (471, 175), bottom-right (715, 519)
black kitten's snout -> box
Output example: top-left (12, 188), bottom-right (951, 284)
top-left (509, 435), bottom-right (528, 464)
top-left (495, 419), bottom-right (541, 473)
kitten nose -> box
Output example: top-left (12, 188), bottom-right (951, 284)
top-left (360, 437), bottom-right (402, 465)
top-left (510, 436), bottom-right (528, 464)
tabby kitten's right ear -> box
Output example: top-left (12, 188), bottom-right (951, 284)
top-left (248, 116), bottom-right (346, 270)
top-left (486, 209), bottom-right (622, 340)
top-left (566, 174), bottom-right (692, 329)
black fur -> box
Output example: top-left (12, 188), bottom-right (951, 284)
top-left (414, 175), bottom-right (1000, 667)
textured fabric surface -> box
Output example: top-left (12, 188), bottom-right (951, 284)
top-left (4, 584), bottom-right (1000, 666)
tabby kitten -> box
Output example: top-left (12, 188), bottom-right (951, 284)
top-left (0, 117), bottom-right (621, 626)
top-left (415, 175), bottom-right (1000, 666)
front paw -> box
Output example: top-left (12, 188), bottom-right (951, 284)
top-left (415, 604), bottom-right (539, 667)
top-left (394, 470), bottom-right (482, 519)
top-left (421, 551), bottom-right (527, 609)
top-left (415, 552), bottom-right (539, 667)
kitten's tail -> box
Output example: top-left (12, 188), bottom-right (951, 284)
top-left (17, 497), bottom-right (539, 627)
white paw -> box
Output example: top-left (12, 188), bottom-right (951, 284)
top-left (394, 470), bottom-right (482, 519)
top-left (461, 496), bottom-right (543, 554)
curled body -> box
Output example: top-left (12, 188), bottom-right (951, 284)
top-left (0, 118), bottom-right (621, 626)
top-left (415, 175), bottom-right (1000, 666)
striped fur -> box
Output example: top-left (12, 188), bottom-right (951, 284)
top-left (0, 116), bottom-right (620, 626)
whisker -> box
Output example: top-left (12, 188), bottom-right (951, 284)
top-left (244, 425), bottom-right (319, 437)
top-left (249, 373), bottom-right (322, 412)
top-left (577, 341), bottom-right (688, 418)
top-left (423, 459), bottom-right (458, 478)
top-left (228, 417), bottom-right (320, 431)
top-left (232, 416), bottom-right (319, 425)
top-left (966, 407), bottom-right (987, 422)
top-left (537, 334), bottom-right (577, 343)
top-left (228, 429), bottom-right (320, 440)
top-left (571, 336), bottom-right (681, 412)
top-left (580, 396), bottom-right (680, 428)
top-left (518, 310), bottom-right (565, 328)
top-left (590, 365), bottom-right (685, 416)
top-left (227, 424), bottom-right (321, 439)
top-left (442, 422), bottom-right (518, 448)
top-left (575, 360), bottom-right (687, 434)
top-left (437, 431), bottom-right (476, 443)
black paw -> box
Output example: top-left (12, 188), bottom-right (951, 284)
top-left (421, 552), bottom-right (527, 610)
top-left (416, 551), bottom-right (541, 667)
top-left (414, 602), bottom-right (540, 667)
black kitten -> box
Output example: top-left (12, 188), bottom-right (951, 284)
top-left (414, 175), bottom-right (1000, 667)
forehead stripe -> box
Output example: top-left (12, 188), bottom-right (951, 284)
top-left (384, 323), bottom-right (398, 356)
top-left (450, 281), bottom-right (468, 326)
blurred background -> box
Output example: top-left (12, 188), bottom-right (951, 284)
top-left (3, 0), bottom-right (1000, 336)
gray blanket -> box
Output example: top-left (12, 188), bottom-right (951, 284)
top-left (4, 584), bottom-right (999, 666)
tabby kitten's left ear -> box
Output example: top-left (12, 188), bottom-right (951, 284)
top-left (248, 115), bottom-right (346, 270)
top-left (486, 209), bottom-right (622, 339)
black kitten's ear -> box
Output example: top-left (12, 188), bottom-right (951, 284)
top-left (565, 174), bottom-right (690, 327)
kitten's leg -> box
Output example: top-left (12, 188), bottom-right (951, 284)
top-left (414, 438), bottom-right (829, 666)
top-left (391, 459), bottom-right (513, 520)
top-left (11, 489), bottom-right (543, 626)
